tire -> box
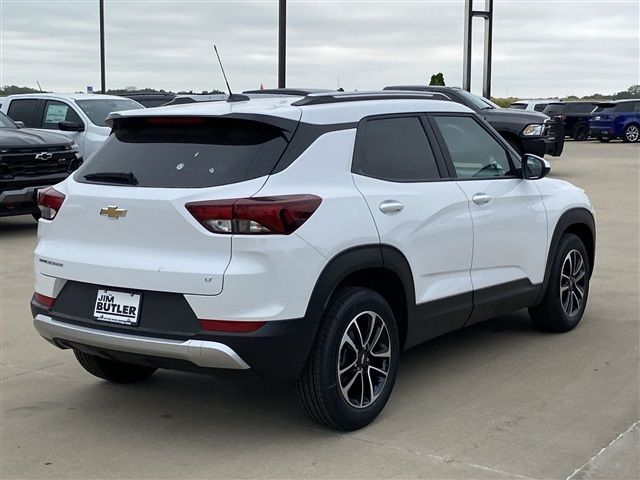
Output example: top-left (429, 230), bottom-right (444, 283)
top-left (529, 233), bottom-right (590, 332)
top-left (598, 137), bottom-right (611, 143)
top-left (74, 350), bottom-right (157, 383)
top-left (296, 287), bottom-right (400, 431)
top-left (622, 124), bottom-right (639, 143)
top-left (572, 123), bottom-right (588, 141)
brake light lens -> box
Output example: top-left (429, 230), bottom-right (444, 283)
top-left (199, 319), bottom-right (265, 333)
top-left (186, 195), bottom-right (322, 235)
top-left (37, 187), bottom-right (66, 220)
top-left (34, 292), bottom-right (56, 308)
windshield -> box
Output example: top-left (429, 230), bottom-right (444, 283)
top-left (542, 103), bottom-right (565, 116)
top-left (75, 98), bottom-right (144, 127)
top-left (457, 89), bottom-right (496, 110)
top-left (508, 103), bottom-right (527, 110)
top-left (0, 112), bottom-right (17, 129)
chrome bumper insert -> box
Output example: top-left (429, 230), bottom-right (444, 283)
top-left (34, 314), bottom-right (250, 370)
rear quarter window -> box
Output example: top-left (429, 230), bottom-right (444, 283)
top-left (75, 117), bottom-right (290, 188)
top-left (543, 103), bottom-right (565, 116)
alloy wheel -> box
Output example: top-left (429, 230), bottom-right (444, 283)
top-left (625, 125), bottom-right (639, 142)
top-left (560, 249), bottom-right (587, 317)
top-left (337, 311), bottom-right (391, 409)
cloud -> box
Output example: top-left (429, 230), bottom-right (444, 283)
top-left (1, 0), bottom-right (638, 97)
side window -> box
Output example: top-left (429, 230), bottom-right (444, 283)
top-left (7, 99), bottom-right (39, 127)
top-left (433, 116), bottom-right (514, 179)
top-left (357, 116), bottom-right (441, 182)
top-left (633, 102), bottom-right (640, 113)
top-left (41, 100), bottom-right (82, 129)
top-left (534, 104), bottom-right (547, 112)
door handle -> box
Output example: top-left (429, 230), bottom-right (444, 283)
top-left (379, 200), bottom-right (404, 215)
top-left (472, 193), bottom-right (492, 205)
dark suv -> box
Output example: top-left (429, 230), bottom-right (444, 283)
top-left (589, 100), bottom-right (640, 143)
top-left (384, 85), bottom-right (564, 157)
top-left (542, 101), bottom-right (598, 141)
top-left (0, 111), bottom-right (82, 218)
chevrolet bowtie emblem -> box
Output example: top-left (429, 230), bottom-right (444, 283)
top-left (100, 206), bottom-right (127, 219)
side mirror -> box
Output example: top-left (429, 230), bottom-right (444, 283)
top-left (14, 121), bottom-right (25, 128)
top-left (522, 154), bottom-right (551, 180)
top-left (58, 121), bottom-right (85, 132)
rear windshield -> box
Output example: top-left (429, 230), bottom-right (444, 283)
top-left (75, 117), bottom-right (289, 188)
top-left (593, 105), bottom-right (614, 114)
top-left (542, 103), bottom-right (565, 116)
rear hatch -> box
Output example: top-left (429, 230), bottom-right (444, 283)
top-left (35, 115), bottom-right (297, 295)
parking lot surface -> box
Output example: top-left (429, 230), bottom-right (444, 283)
top-left (1, 141), bottom-right (638, 479)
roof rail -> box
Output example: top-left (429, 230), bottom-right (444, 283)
top-left (291, 90), bottom-right (451, 106)
top-left (242, 88), bottom-right (334, 96)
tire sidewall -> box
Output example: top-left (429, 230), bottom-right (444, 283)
top-left (314, 288), bottom-right (400, 430)
top-left (545, 234), bottom-right (591, 331)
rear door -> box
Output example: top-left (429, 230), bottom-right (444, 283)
top-left (5, 98), bottom-right (43, 127)
top-left (36, 115), bottom-right (296, 296)
top-left (430, 114), bottom-right (547, 302)
top-left (352, 114), bottom-right (474, 342)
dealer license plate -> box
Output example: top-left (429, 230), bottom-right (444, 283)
top-left (94, 289), bottom-right (141, 326)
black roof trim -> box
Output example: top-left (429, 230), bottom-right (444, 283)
top-left (291, 91), bottom-right (451, 106)
top-left (243, 88), bottom-right (334, 96)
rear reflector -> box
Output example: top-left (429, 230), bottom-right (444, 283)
top-left (34, 292), bottom-right (56, 308)
top-left (199, 319), bottom-right (266, 333)
top-left (186, 195), bottom-right (322, 235)
top-left (37, 187), bottom-right (66, 220)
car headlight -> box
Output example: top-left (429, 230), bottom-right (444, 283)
top-left (522, 124), bottom-right (543, 136)
top-left (71, 143), bottom-right (80, 152)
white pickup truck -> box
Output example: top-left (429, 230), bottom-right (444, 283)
top-left (1, 93), bottom-right (143, 159)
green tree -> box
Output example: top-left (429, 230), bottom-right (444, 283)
top-left (429, 73), bottom-right (445, 86)
top-left (0, 85), bottom-right (42, 95)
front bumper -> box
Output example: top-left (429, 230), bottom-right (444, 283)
top-left (34, 314), bottom-right (250, 370)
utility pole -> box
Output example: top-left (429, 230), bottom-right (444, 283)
top-left (99, 0), bottom-right (106, 93)
top-left (462, 0), bottom-right (493, 98)
top-left (278, 0), bottom-right (286, 88)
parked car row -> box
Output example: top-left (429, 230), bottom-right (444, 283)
top-left (509, 98), bottom-right (640, 143)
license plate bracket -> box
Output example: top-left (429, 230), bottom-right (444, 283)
top-left (93, 289), bottom-right (142, 326)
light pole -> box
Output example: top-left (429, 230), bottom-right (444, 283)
top-left (278, 0), bottom-right (286, 88)
top-left (462, 0), bottom-right (493, 98)
top-left (99, 0), bottom-right (106, 93)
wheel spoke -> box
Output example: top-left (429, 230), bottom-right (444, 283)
top-left (363, 314), bottom-right (377, 348)
top-left (575, 284), bottom-right (584, 299)
top-left (573, 255), bottom-right (583, 276)
top-left (366, 368), bottom-right (375, 403)
top-left (340, 370), bottom-right (359, 400)
top-left (342, 334), bottom-right (358, 354)
top-left (370, 348), bottom-right (390, 358)
top-left (572, 291), bottom-right (581, 312)
top-left (575, 269), bottom-right (585, 282)
top-left (352, 320), bottom-right (365, 349)
top-left (369, 365), bottom-right (388, 377)
top-left (358, 370), bottom-right (365, 407)
top-left (339, 359), bottom-right (357, 375)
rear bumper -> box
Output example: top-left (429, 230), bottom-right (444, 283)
top-left (34, 313), bottom-right (250, 370)
top-left (31, 290), bottom-right (318, 381)
top-left (589, 126), bottom-right (617, 137)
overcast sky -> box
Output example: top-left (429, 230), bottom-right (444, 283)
top-left (1, 0), bottom-right (638, 98)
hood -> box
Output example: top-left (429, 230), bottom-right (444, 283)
top-left (487, 108), bottom-right (549, 123)
top-left (0, 128), bottom-right (73, 148)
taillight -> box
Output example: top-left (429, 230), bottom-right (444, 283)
top-left (186, 195), bottom-right (322, 235)
top-left (37, 187), bottom-right (66, 220)
top-left (34, 292), bottom-right (56, 308)
top-left (199, 319), bottom-right (265, 333)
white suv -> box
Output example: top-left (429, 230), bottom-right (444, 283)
top-left (31, 91), bottom-right (595, 430)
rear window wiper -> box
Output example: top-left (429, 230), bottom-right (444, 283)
top-left (84, 172), bottom-right (139, 185)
